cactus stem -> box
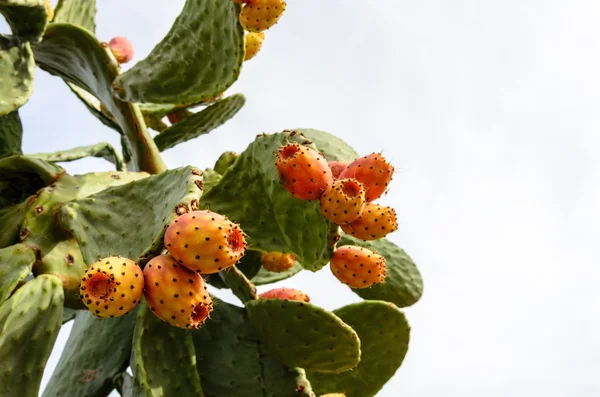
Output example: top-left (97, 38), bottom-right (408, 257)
top-left (218, 265), bottom-right (257, 303)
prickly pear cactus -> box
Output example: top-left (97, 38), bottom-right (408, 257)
top-left (0, 1), bottom-right (424, 396)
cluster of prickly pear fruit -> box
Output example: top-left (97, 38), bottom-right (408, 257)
top-left (275, 142), bottom-right (399, 288)
top-left (0, 1), bottom-right (422, 396)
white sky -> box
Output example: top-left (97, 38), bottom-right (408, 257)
top-left (3, 0), bottom-right (600, 396)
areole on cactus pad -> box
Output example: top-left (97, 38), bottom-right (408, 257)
top-left (0, 1), bottom-right (423, 396)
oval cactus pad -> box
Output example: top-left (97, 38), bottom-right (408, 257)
top-left (245, 299), bottom-right (361, 373)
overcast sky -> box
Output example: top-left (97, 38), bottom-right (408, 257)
top-left (3, 0), bottom-right (600, 396)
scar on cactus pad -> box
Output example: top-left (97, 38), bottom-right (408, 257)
top-left (276, 142), bottom-right (333, 200)
top-left (79, 257), bottom-right (144, 318)
top-left (106, 36), bottom-right (134, 64)
top-left (260, 251), bottom-right (296, 272)
top-left (320, 178), bottom-right (367, 225)
top-left (143, 254), bottom-right (213, 329)
top-left (239, 0), bottom-right (287, 33)
top-left (259, 287), bottom-right (310, 302)
top-left (164, 210), bottom-right (247, 274)
top-left (245, 32), bottom-right (265, 61)
top-left (330, 245), bottom-right (387, 288)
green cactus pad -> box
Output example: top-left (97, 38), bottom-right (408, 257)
top-left (66, 83), bottom-right (122, 133)
top-left (201, 168), bottom-right (222, 195)
top-left (218, 265), bottom-right (257, 302)
top-left (0, 110), bottom-right (22, 158)
top-left (58, 166), bottom-right (203, 263)
top-left (200, 131), bottom-right (339, 271)
top-left (0, 155), bottom-right (63, 209)
top-left (0, 274), bottom-right (64, 397)
top-left (192, 299), bottom-right (315, 397)
top-left (294, 128), bottom-right (359, 162)
top-left (0, 195), bottom-right (33, 248)
top-left (0, 243), bottom-right (35, 305)
top-left (155, 94), bottom-right (246, 151)
top-left (113, 372), bottom-right (135, 397)
top-left (143, 111), bottom-right (168, 133)
top-left (21, 171), bottom-right (149, 307)
top-left (213, 150), bottom-right (239, 175)
top-left (308, 301), bottom-right (411, 397)
top-left (61, 307), bottom-right (77, 324)
top-left (245, 299), bottom-right (361, 373)
top-left (42, 308), bottom-right (139, 397)
top-left (52, 0), bottom-right (97, 32)
top-left (251, 260), bottom-right (303, 286)
top-left (30, 142), bottom-right (125, 171)
top-left (338, 234), bottom-right (424, 308)
top-left (0, 0), bottom-right (48, 41)
top-left (0, 35), bottom-right (35, 116)
top-left (112, 0), bottom-right (244, 104)
top-left (33, 23), bottom-right (164, 173)
top-left (131, 304), bottom-right (205, 396)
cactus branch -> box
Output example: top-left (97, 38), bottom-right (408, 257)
top-left (218, 265), bottom-right (258, 303)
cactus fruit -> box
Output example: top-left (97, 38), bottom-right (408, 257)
top-left (258, 287), bottom-right (310, 302)
top-left (164, 210), bottom-right (247, 274)
top-left (330, 245), bottom-right (387, 288)
top-left (79, 256), bottom-right (144, 318)
top-left (107, 36), bottom-right (134, 64)
top-left (340, 202), bottom-right (399, 241)
top-left (239, 0), bottom-right (287, 33)
top-left (339, 152), bottom-right (395, 202)
top-left (142, 254), bottom-right (213, 329)
top-left (166, 108), bottom-right (192, 125)
top-left (260, 251), bottom-right (296, 272)
top-left (244, 31), bottom-right (265, 61)
top-left (319, 178), bottom-right (366, 225)
top-left (328, 160), bottom-right (348, 180)
top-left (275, 142), bottom-right (333, 200)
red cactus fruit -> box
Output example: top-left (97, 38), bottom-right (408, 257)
top-left (328, 160), bottom-right (348, 180)
top-left (143, 254), bottom-right (213, 329)
top-left (260, 251), bottom-right (296, 272)
top-left (340, 202), bottom-right (398, 241)
top-left (319, 178), bottom-right (366, 225)
top-left (338, 153), bottom-right (394, 202)
top-left (79, 256), bottom-right (144, 318)
top-left (258, 287), bottom-right (310, 302)
top-left (164, 210), bottom-right (247, 274)
top-left (108, 36), bottom-right (134, 64)
top-left (239, 0), bottom-right (287, 33)
top-left (275, 142), bottom-right (333, 200)
top-left (330, 245), bottom-right (387, 289)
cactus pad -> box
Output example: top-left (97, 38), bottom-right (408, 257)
top-left (112, 0), bottom-right (244, 104)
top-left (33, 23), bottom-right (163, 173)
top-left (0, 110), bottom-right (22, 158)
top-left (294, 129), bottom-right (359, 162)
top-left (0, 155), bottom-right (63, 209)
top-left (21, 171), bottom-right (149, 307)
top-left (58, 166), bottom-right (203, 263)
top-left (338, 234), bottom-right (423, 308)
top-left (131, 303), bottom-right (205, 396)
top-left (66, 83), bottom-right (122, 133)
top-left (52, 0), bottom-right (97, 32)
top-left (42, 308), bottom-right (139, 397)
top-left (0, 35), bottom-right (35, 116)
top-left (308, 301), bottom-right (411, 397)
top-left (30, 142), bottom-right (125, 171)
top-left (155, 94), bottom-right (246, 151)
top-left (0, 0), bottom-right (48, 41)
top-left (192, 299), bottom-right (315, 396)
top-left (245, 299), bottom-right (361, 373)
top-left (0, 195), bottom-right (33, 248)
top-left (0, 243), bottom-right (35, 305)
top-left (200, 131), bottom-right (339, 271)
top-left (0, 274), bottom-right (64, 397)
